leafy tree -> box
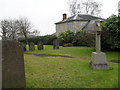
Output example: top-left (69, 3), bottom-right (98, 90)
top-left (103, 15), bottom-right (119, 36)
top-left (101, 14), bottom-right (120, 51)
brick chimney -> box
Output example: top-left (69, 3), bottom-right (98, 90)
top-left (63, 13), bottom-right (67, 20)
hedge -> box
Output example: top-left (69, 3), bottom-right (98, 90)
top-left (19, 35), bottom-right (57, 45)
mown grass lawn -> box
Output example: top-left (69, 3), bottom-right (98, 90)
top-left (24, 45), bottom-right (119, 88)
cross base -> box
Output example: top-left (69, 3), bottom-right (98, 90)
top-left (90, 52), bottom-right (109, 70)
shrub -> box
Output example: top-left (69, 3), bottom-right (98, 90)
top-left (73, 30), bottom-right (95, 47)
top-left (58, 30), bottom-right (95, 47)
top-left (58, 30), bottom-right (74, 45)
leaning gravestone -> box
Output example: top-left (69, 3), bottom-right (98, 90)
top-left (53, 39), bottom-right (59, 49)
top-left (29, 42), bottom-right (35, 51)
top-left (2, 40), bottom-right (26, 88)
top-left (37, 42), bottom-right (44, 50)
top-left (0, 40), bottom-right (2, 89)
top-left (90, 21), bottom-right (109, 70)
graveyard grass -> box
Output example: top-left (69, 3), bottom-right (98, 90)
top-left (24, 45), bottom-right (119, 88)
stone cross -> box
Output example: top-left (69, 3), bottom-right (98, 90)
top-left (90, 21), bottom-right (109, 70)
top-left (94, 21), bottom-right (102, 53)
top-left (29, 42), bottom-right (35, 51)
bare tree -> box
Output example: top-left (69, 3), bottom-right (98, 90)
top-left (9, 20), bottom-right (20, 40)
top-left (32, 29), bottom-right (40, 36)
top-left (0, 20), bottom-right (10, 40)
top-left (17, 17), bottom-right (41, 44)
top-left (0, 19), bottom-right (19, 40)
top-left (68, 0), bottom-right (101, 16)
top-left (0, 17), bottom-right (40, 41)
top-left (69, 0), bottom-right (78, 16)
top-left (17, 17), bottom-right (32, 39)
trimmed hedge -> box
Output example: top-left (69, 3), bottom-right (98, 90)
top-left (19, 35), bottom-right (57, 45)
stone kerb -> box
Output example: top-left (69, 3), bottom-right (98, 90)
top-left (29, 42), bottom-right (35, 51)
top-left (53, 39), bottom-right (59, 49)
top-left (37, 42), bottom-right (44, 50)
top-left (2, 40), bottom-right (26, 88)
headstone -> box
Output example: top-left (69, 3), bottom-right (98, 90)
top-left (0, 40), bottom-right (2, 89)
top-left (29, 42), bottom-right (35, 51)
top-left (2, 40), bottom-right (26, 88)
top-left (37, 42), bottom-right (44, 50)
top-left (90, 21), bottom-right (109, 70)
top-left (23, 43), bottom-right (26, 51)
top-left (53, 39), bottom-right (59, 49)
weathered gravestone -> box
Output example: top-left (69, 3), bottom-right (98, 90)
top-left (0, 40), bottom-right (2, 89)
top-left (2, 40), bottom-right (26, 88)
top-left (29, 42), bottom-right (35, 51)
top-left (23, 43), bottom-right (26, 51)
top-left (53, 39), bottom-right (59, 49)
top-left (90, 21), bottom-right (109, 70)
top-left (37, 42), bottom-right (44, 50)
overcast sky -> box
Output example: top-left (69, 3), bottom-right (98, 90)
top-left (0, 0), bottom-right (119, 36)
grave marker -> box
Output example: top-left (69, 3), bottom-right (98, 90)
top-left (90, 21), bottom-right (109, 70)
top-left (29, 42), bottom-right (35, 51)
top-left (2, 40), bottom-right (26, 88)
top-left (37, 42), bottom-right (44, 50)
top-left (53, 39), bottom-right (59, 49)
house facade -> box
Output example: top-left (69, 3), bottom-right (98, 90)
top-left (55, 14), bottom-right (105, 36)
top-left (118, 1), bottom-right (120, 16)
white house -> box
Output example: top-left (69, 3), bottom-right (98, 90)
top-left (55, 14), bottom-right (105, 36)
top-left (118, 1), bottom-right (120, 16)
